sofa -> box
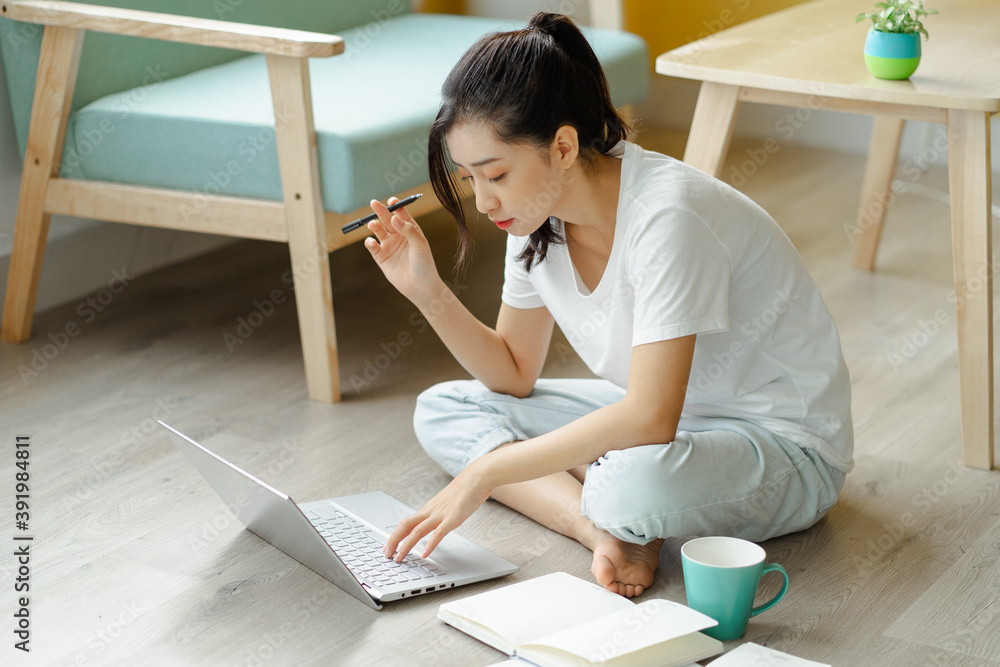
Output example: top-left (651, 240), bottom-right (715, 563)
top-left (0, 0), bottom-right (649, 401)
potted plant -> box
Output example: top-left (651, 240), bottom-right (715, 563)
top-left (856, 0), bottom-right (937, 80)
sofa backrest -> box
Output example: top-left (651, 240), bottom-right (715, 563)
top-left (0, 0), bottom-right (412, 159)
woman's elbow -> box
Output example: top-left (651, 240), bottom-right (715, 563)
top-left (481, 377), bottom-right (535, 399)
top-left (638, 425), bottom-right (677, 447)
top-left (627, 409), bottom-right (679, 447)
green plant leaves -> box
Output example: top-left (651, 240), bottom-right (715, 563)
top-left (856, 0), bottom-right (937, 38)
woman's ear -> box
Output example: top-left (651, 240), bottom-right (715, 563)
top-left (552, 125), bottom-right (579, 170)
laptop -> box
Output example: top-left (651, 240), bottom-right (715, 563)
top-left (158, 421), bottom-right (518, 610)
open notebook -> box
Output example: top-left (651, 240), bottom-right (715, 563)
top-left (438, 572), bottom-right (723, 667)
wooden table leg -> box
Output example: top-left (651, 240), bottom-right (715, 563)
top-left (682, 82), bottom-right (740, 178)
top-left (947, 109), bottom-right (994, 470)
top-left (851, 115), bottom-right (905, 271)
top-left (1, 26), bottom-right (83, 343)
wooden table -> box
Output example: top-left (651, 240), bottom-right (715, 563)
top-left (655, 0), bottom-right (998, 469)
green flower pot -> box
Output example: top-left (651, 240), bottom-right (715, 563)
top-left (864, 29), bottom-right (922, 80)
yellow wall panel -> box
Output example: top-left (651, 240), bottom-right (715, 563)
top-left (624, 0), bottom-right (809, 60)
top-left (420, 0), bottom-right (464, 13)
top-left (431, 1), bottom-right (810, 61)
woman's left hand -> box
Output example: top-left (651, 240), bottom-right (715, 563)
top-left (383, 463), bottom-right (493, 562)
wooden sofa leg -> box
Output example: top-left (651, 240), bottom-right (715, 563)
top-left (267, 54), bottom-right (340, 402)
top-left (852, 115), bottom-right (905, 271)
top-left (1, 26), bottom-right (83, 343)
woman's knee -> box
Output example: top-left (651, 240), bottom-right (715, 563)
top-left (580, 445), bottom-right (682, 542)
top-left (578, 433), bottom-right (821, 543)
top-left (412, 380), bottom-right (478, 473)
top-left (414, 380), bottom-right (466, 430)
top-left (412, 380), bottom-right (521, 477)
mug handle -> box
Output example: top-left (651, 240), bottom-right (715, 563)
top-left (750, 563), bottom-right (789, 617)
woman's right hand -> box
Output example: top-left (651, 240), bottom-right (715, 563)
top-left (365, 197), bottom-right (441, 305)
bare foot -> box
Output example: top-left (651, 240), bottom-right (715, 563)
top-left (590, 534), bottom-right (664, 598)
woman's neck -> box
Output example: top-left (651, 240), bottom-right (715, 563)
top-left (558, 153), bottom-right (622, 252)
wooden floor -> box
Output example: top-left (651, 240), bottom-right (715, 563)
top-left (2, 126), bottom-right (999, 666)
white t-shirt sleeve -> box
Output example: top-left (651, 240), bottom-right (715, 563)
top-left (628, 212), bottom-right (732, 346)
top-left (501, 233), bottom-right (546, 309)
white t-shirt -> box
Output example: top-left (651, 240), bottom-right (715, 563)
top-left (501, 141), bottom-right (853, 472)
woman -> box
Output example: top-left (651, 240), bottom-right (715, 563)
top-left (366, 12), bottom-right (853, 597)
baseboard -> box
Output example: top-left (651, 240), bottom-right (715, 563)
top-left (0, 215), bottom-right (235, 317)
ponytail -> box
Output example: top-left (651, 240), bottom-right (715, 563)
top-left (527, 12), bottom-right (628, 157)
top-left (428, 12), bottom-right (631, 273)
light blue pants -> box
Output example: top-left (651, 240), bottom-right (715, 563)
top-left (413, 378), bottom-right (846, 545)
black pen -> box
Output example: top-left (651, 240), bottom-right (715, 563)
top-left (341, 193), bottom-right (423, 234)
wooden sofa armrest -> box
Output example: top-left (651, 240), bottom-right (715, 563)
top-left (0, 0), bottom-right (344, 58)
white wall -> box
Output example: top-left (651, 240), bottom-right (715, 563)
top-left (465, 0), bottom-right (589, 22)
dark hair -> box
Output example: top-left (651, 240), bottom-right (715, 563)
top-left (428, 12), bottom-right (631, 272)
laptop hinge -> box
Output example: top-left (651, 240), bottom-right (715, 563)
top-left (362, 582), bottom-right (383, 602)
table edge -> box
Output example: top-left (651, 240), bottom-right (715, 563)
top-left (655, 59), bottom-right (1000, 114)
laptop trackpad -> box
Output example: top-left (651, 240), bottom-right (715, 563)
top-left (383, 525), bottom-right (472, 552)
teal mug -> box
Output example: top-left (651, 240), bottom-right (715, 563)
top-left (681, 536), bottom-right (789, 641)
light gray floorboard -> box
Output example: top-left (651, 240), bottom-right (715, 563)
top-left (1, 128), bottom-right (998, 665)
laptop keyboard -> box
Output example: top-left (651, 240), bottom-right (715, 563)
top-left (306, 507), bottom-right (447, 588)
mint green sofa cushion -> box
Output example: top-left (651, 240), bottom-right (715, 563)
top-left (60, 13), bottom-right (649, 214)
top-left (0, 0), bottom-right (413, 159)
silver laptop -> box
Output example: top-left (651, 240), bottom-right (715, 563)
top-left (158, 421), bottom-right (518, 610)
